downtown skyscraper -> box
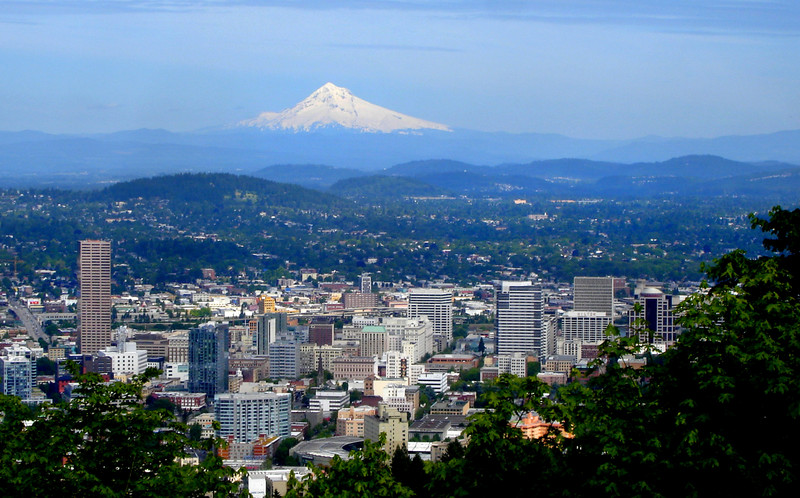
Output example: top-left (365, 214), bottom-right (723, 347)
top-left (407, 288), bottom-right (453, 352)
top-left (78, 240), bottom-right (112, 356)
top-left (495, 281), bottom-right (543, 359)
top-left (189, 322), bottom-right (229, 398)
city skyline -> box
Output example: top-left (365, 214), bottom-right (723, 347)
top-left (1, 1), bottom-right (798, 139)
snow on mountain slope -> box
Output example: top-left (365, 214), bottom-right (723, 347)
top-left (238, 83), bottom-right (451, 133)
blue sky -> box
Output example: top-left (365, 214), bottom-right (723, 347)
top-left (1, 1), bottom-right (798, 138)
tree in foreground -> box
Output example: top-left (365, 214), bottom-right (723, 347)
top-left (0, 363), bottom-right (241, 496)
top-left (284, 435), bottom-right (413, 497)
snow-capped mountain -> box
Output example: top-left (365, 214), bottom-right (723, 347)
top-left (238, 82), bottom-right (451, 133)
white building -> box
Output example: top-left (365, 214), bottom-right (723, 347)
top-left (0, 354), bottom-right (34, 399)
top-left (247, 468), bottom-right (313, 498)
top-left (97, 342), bottom-right (148, 376)
top-left (408, 364), bottom-right (427, 386)
top-left (383, 350), bottom-right (411, 379)
top-left (3, 345), bottom-right (36, 394)
top-left (496, 281), bottom-right (544, 360)
top-left (496, 352), bottom-right (528, 378)
top-left (417, 372), bottom-right (449, 394)
top-left (561, 310), bottom-right (612, 344)
top-left (382, 384), bottom-right (413, 414)
top-left (381, 316), bottom-right (434, 362)
top-left (309, 390), bottom-right (349, 413)
top-left (215, 392), bottom-right (291, 443)
top-left (164, 362), bottom-right (190, 381)
top-left (407, 289), bottom-right (453, 352)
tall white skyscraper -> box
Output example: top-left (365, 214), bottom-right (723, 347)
top-left (407, 288), bottom-right (453, 351)
top-left (79, 240), bottom-right (111, 356)
top-left (495, 281), bottom-right (543, 359)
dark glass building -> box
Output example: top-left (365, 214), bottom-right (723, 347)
top-left (189, 322), bottom-right (229, 397)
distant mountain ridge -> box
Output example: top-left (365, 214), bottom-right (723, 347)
top-left (320, 155), bottom-right (800, 200)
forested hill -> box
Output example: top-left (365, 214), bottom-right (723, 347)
top-left (329, 175), bottom-right (452, 200)
top-left (90, 172), bottom-right (351, 209)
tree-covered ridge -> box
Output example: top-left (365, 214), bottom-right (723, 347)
top-left (287, 206), bottom-right (800, 497)
top-left (93, 172), bottom-right (352, 209)
top-left (0, 174), bottom-right (779, 286)
top-left (329, 174), bottom-right (451, 200)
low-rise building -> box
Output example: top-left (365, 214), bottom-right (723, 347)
top-left (309, 390), bottom-right (349, 413)
top-left (151, 391), bottom-right (206, 411)
top-left (417, 372), bottom-right (449, 394)
top-left (430, 399), bottom-right (470, 416)
top-left (247, 467), bottom-right (313, 498)
top-left (426, 353), bottom-right (479, 372)
top-left (543, 355), bottom-right (576, 374)
top-left (332, 356), bottom-right (376, 381)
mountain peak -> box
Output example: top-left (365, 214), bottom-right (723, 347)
top-left (238, 83), bottom-right (451, 134)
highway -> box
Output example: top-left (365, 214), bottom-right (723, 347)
top-left (8, 298), bottom-right (50, 346)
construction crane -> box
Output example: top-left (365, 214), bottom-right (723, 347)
top-left (0, 256), bottom-right (23, 279)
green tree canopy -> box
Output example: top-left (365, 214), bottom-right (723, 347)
top-left (0, 362), bottom-right (241, 496)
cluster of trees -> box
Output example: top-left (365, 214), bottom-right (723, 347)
top-left (285, 206), bottom-right (800, 496)
top-left (0, 173), bottom-right (775, 290)
top-left (0, 363), bottom-right (241, 496)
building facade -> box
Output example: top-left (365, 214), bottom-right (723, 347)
top-left (215, 392), bottom-right (291, 443)
top-left (629, 287), bottom-right (680, 345)
top-left (364, 404), bottom-right (408, 453)
top-left (561, 310), bottom-right (612, 344)
top-left (496, 281), bottom-right (543, 359)
top-left (78, 240), bottom-right (112, 355)
top-left (0, 355), bottom-right (34, 399)
top-left (407, 288), bottom-right (453, 351)
top-left (255, 313), bottom-right (288, 355)
top-left (573, 276), bottom-right (615, 318)
top-left (268, 340), bottom-right (300, 379)
top-left (188, 322), bottom-right (229, 397)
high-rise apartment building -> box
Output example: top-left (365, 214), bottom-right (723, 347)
top-left (360, 273), bottom-right (372, 294)
top-left (267, 340), bottom-right (300, 379)
top-left (0, 354), bottom-right (34, 399)
top-left (496, 281), bottom-right (543, 358)
top-left (573, 276), bottom-right (615, 318)
top-left (189, 323), bottom-right (229, 397)
top-left (215, 392), bottom-right (290, 443)
top-left (407, 288), bottom-right (453, 351)
top-left (78, 240), bottom-right (111, 355)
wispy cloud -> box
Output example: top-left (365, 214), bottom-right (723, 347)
top-left (7, 0), bottom-right (800, 36)
top-left (87, 103), bottom-right (120, 111)
top-left (329, 43), bottom-right (461, 53)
